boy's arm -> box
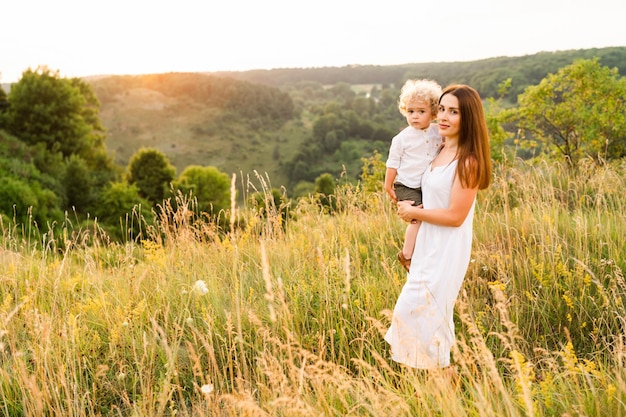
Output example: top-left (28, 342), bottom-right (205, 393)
top-left (384, 167), bottom-right (398, 202)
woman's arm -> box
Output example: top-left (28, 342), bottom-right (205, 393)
top-left (397, 174), bottom-right (477, 227)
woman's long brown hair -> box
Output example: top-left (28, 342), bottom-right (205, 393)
top-left (440, 85), bottom-right (492, 190)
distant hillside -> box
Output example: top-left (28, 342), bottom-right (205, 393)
top-left (212, 47), bottom-right (626, 99)
top-left (90, 73), bottom-right (300, 187)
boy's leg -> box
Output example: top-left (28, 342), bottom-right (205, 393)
top-left (398, 222), bottom-right (419, 272)
top-left (395, 185), bottom-right (422, 271)
top-left (402, 221), bottom-right (421, 260)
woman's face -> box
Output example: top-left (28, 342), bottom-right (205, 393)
top-left (437, 93), bottom-right (461, 140)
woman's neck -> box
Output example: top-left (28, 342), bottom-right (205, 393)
top-left (443, 137), bottom-right (459, 152)
top-left (432, 137), bottom-right (460, 167)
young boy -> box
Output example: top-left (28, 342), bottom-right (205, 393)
top-left (384, 79), bottom-right (442, 272)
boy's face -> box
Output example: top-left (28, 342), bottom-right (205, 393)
top-left (404, 99), bottom-right (433, 130)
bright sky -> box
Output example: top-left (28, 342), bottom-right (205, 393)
top-left (2, 0), bottom-right (625, 83)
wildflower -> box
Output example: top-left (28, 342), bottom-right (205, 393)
top-left (561, 341), bottom-right (579, 373)
top-left (562, 294), bottom-right (574, 309)
top-left (194, 280), bottom-right (209, 295)
top-left (200, 383), bottom-right (214, 395)
top-left (488, 280), bottom-right (506, 292)
top-left (608, 383), bottom-right (617, 400)
top-left (186, 317), bottom-right (194, 325)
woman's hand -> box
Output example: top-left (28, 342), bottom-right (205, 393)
top-left (397, 200), bottom-right (421, 222)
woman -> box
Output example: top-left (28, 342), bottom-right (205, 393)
top-left (384, 84), bottom-right (492, 371)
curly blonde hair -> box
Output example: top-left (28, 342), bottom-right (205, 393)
top-left (398, 79), bottom-right (442, 118)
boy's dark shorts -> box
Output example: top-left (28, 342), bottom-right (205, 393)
top-left (394, 183), bottom-right (422, 206)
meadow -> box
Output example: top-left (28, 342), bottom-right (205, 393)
top-left (0, 157), bottom-right (625, 416)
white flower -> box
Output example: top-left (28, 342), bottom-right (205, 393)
top-left (194, 280), bottom-right (209, 295)
top-left (200, 383), bottom-right (214, 394)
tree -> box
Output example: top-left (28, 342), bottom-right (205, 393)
top-left (314, 173), bottom-right (337, 212)
top-left (292, 181), bottom-right (315, 199)
top-left (0, 85), bottom-right (8, 114)
top-left (328, 82), bottom-right (356, 102)
top-left (0, 131), bottom-right (65, 224)
top-left (4, 67), bottom-right (108, 159)
top-left (313, 113), bottom-right (347, 153)
top-left (63, 155), bottom-right (94, 211)
top-left (484, 78), bottom-right (515, 163)
top-left (359, 151), bottom-right (386, 193)
top-left (171, 165), bottom-right (231, 215)
top-left (0, 177), bottom-right (62, 226)
top-left (94, 181), bottom-right (153, 241)
top-left (2, 67), bottom-right (118, 215)
top-left (0, 177), bottom-right (38, 224)
top-left (514, 59), bottom-right (626, 168)
top-left (126, 148), bottom-right (176, 205)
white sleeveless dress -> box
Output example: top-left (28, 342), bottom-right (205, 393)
top-left (384, 160), bottom-right (475, 369)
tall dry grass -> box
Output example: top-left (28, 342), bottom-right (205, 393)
top-left (0, 158), bottom-right (625, 416)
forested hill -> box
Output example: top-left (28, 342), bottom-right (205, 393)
top-left (212, 47), bottom-right (626, 100)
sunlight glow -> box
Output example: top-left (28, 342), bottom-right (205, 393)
top-left (1, 0), bottom-right (624, 83)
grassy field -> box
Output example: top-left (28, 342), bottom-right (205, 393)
top-left (0, 158), bottom-right (625, 416)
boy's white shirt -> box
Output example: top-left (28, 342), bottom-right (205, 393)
top-left (385, 124), bottom-right (442, 189)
